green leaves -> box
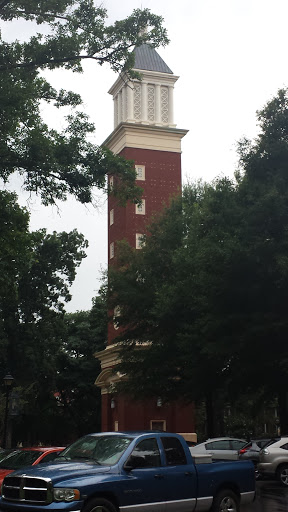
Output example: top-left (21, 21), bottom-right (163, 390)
top-left (0, 189), bottom-right (107, 443)
top-left (0, 1), bottom-right (168, 204)
top-left (109, 88), bottom-right (288, 415)
top-left (0, 190), bottom-right (88, 375)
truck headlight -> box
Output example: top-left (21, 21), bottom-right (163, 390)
top-left (54, 488), bottom-right (80, 502)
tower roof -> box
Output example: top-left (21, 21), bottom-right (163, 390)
top-left (133, 44), bottom-right (173, 74)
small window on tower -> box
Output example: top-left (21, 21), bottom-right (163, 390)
top-left (136, 233), bottom-right (145, 249)
top-left (135, 199), bottom-right (145, 215)
top-left (150, 420), bottom-right (166, 431)
top-left (110, 209), bottom-right (114, 226)
top-left (135, 165), bottom-right (145, 180)
top-left (109, 176), bottom-right (114, 189)
top-left (110, 242), bottom-right (114, 259)
top-left (113, 306), bottom-right (121, 330)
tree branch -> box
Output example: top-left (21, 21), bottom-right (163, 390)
top-left (15, 9), bottom-right (70, 21)
top-left (0, 54), bottom-right (99, 71)
top-left (0, 42), bottom-right (136, 71)
top-left (0, 0), bottom-right (10, 10)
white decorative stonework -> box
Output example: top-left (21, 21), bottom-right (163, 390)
top-left (134, 84), bottom-right (141, 121)
top-left (124, 86), bottom-right (128, 120)
top-left (108, 68), bottom-right (179, 128)
top-left (161, 86), bottom-right (169, 123)
top-left (119, 91), bottom-right (123, 123)
top-left (148, 85), bottom-right (155, 122)
top-left (114, 98), bottom-right (118, 128)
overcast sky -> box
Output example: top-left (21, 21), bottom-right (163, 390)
top-left (4, 0), bottom-right (288, 312)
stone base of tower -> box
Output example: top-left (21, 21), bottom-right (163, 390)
top-left (101, 392), bottom-right (195, 436)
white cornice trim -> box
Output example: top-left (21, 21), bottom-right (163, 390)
top-left (108, 71), bottom-right (179, 96)
top-left (95, 343), bottom-right (120, 369)
top-left (102, 123), bottom-right (188, 155)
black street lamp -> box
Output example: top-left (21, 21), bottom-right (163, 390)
top-left (3, 373), bottom-right (14, 448)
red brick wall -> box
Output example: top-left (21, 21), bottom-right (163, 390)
top-left (108, 148), bottom-right (182, 344)
top-left (102, 145), bottom-right (195, 436)
top-left (102, 393), bottom-right (195, 433)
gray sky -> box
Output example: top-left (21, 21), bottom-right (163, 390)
top-left (3, 0), bottom-right (288, 312)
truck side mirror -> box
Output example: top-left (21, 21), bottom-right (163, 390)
top-left (124, 455), bottom-right (146, 471)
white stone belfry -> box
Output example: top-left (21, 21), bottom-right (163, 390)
top-left (108, 44), bottom-right (178, 129)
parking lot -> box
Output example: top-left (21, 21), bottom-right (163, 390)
top-left (243, 480), bottom-right (288, 511)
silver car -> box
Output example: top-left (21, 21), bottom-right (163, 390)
top-left (238, 438), bottom-right (276, 464)
top-left (258, 436), bottom-right (288, 485)
top-left (190, 437), bottom-right (247, 460)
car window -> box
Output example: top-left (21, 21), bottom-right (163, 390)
top-left (256, 441), bottom-right (265, 449)
top-left (256, 440), bottom-right (272, 449)
top-left (127, 438), bottom-right (161, 468)
top-left (0, 451), bottom-right (43, 470)
top-left (0, 450), bottom-right (15, 463)
top-left (280, 443), bottom-right (288, 450)
top-left (161, 436), bottom-right (187, 465)
top-left (206, 440), bottom-right (230, 450)
top-left (38, 451), bottom-right (61, 463)
top-left (230, 440), bottom-right (246, 450)
top-left (264, 438), bottom-right (279, 449)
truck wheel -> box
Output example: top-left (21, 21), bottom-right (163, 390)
top-left (276, 465), bottom-right (288, 486)
top-left (211, 489), bottom-right (239, 512)
top-left (82, 497), bottom-right (117, 512)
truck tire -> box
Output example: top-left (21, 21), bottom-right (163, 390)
top-left (82, 497), bottom-right (117, 512)
top-left (211, 489), bottom-right (240, 512)
top-left (276, 464), bottom-right (288, 486)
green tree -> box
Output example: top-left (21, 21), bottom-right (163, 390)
top-left (109, 180), bottom-right (242, 437)
top-left (231, 88), bottom-right (288, 432)
top-left (109, 88), bottom-right (288, 436)
top-left (0, 1), bottom-right (168, 205)
top-left (0, 190), bottom-right (89, 444)
top-left (13, 290), bottom-right (107, 445)
top-left (53, 291), bottom-right (107, 441)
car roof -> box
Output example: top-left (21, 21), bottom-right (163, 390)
top-left (203, 437), bottom-right (246, 442)
top-left (87, 431), bottom-right (178, 438)
top-left (265, 437), bottom-right (288, 447)
top-left (15, 447), bottom-right (64, 452)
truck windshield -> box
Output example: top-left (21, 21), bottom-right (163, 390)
top-left (57, 435), bottom-right (133, 465)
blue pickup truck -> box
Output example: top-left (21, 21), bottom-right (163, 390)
top-left (0, 432), bottom-right (255, 512)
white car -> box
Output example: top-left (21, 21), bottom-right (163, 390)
top-left (190, 437), bottom-right (247, 460)
top-left (258, 437), bottom-right (288, 485)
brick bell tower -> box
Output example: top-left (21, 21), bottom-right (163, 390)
top-left (95, 44), bottom-right (196, 438)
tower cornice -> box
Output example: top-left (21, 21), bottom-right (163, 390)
top-left (102, 122), bottom-right (188, 155)
top-left (108, 70), bottom-right (179, 97)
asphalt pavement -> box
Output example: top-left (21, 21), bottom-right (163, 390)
top-left (242, 480), bottom-right (288, 511)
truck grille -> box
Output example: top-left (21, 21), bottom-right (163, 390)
top-left (2, 475), bottom-right (53, 504)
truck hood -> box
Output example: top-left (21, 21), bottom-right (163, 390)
top-left (7, 461), bottom-right (113, 484)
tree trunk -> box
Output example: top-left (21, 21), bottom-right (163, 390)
top-left (278, 390), bottom-right (288, 435)
top-left (206, 393), bottom-right (215, 437)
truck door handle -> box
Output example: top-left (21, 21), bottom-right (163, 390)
top-left (185, 471), bottom-right (193, 476)
top-left (154, 474), bottom-right (164, 479)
